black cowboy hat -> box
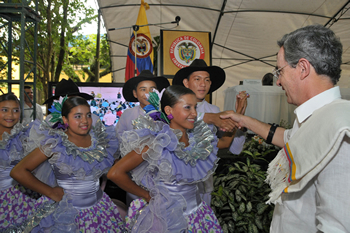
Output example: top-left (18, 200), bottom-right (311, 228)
top-left (172, 59), bottom-right (226, 94)
top-left (43, 79), bottom-right (94, 104)
top-left (123, 70), bottom-right (170, 102)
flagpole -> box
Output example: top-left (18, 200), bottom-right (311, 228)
top-left (135, 30), bottom-right (137, 76)
top-left (132, 25), bottom-right (140, 77)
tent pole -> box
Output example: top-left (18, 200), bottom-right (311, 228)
top-left (324, 0), bottom-right (350, 27)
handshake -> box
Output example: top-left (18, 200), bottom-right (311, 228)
top-left (213, 91), bottom-right (249, 132)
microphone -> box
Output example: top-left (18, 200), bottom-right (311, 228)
top-left (172, 16), bottom-right (181, 26)
top-left (175, 16), bottom-right (181, 26)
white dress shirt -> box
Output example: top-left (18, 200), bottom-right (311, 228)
top-left (271, 86), bottom-right (350, 232)
top-left (23, 102), bottom-right (43, 123)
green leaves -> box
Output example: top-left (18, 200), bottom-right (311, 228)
top-left (212, 143), bottom-right (276, 233)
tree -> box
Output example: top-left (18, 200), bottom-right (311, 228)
top-left (0, 0), bottom-right (98, 102)
top-left (68, 34), bottom-right (111, 82)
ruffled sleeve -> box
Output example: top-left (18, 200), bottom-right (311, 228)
top-left (28, 119), bottom-right (119, 182)
top-left (0, 122), bottom-right (31, 169)
top-left (162, 120), bottom-right (219, 184)
top-left (94, 120), bottom-right (120, 160)
top-left (119, 115), bottom-right (219, 187)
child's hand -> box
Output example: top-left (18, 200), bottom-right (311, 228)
top-left (235, 91), bottom-right (250, 115)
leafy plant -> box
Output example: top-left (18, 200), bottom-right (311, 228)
top-left (213, 135), bottom-right (279, 233)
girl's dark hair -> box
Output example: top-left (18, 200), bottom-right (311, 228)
top-left (0, 93), bottom-right (20, 105)
top-left (160, 85), bottom-right (195, 114)
top-left (61, 96), bottom-right (90, 118)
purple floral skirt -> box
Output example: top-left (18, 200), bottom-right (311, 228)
top-left (0, 184), bottom-right (40, 230)
top-left (31, 192), bottom-right (125, 233)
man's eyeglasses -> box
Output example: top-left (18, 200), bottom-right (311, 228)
top-left (272, 64), bottom-right (287, 80)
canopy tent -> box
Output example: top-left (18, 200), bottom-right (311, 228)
top-left (97, 0), bottom-right (350, 110)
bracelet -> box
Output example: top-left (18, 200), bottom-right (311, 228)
top-left (266, 123), bottom-right (278, 144)
top-left (240, 127), bottom-right (247, 132)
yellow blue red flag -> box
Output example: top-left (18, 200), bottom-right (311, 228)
top-left (125, 0), bottom-right (154, 81)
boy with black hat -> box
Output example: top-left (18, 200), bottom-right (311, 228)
top-left (43, 79), bottom-right (99, 125)
top-left (115, 70), bottom-right (170, 138)
top-left (43, 78), bottom-right (94, 104)
top-left (115, 70), bottom-right (170, 206)
top-left (173, 58), bottom-right (249, 204)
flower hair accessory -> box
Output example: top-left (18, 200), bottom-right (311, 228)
top-left (48, 95), bottom-right (68, 129)
top-left (144, 89), bottom-right (169, 124)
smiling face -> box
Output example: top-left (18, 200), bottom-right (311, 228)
top-left (0, 100), bottom-right (20, 133)
top-left (133, 80), bottom-right (157, 108)
top-left (183, 71), bottom-right (211, 102)
top-left (166, 93), bottom-right (197, 131)
top-left (63, 105), bottom-right (92, 137)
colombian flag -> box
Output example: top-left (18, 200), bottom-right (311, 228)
top-left (125, 0), bottom-right (154, 81)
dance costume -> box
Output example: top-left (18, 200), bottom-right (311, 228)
top-left (0, 123), bottom-right (40, 231)
top-left (26, 120), bottom-right (125, 232)
top-left (120, 115), bottom-right (223, 232)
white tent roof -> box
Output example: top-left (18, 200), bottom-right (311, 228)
top-left (97, 0), bottom-right (350, 110)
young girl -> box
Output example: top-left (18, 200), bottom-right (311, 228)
top-left (0, 93), bottom-right (39, 230)
top-left (11, 96), bottom-right (125, 232)
top-left (108, 85), bottom-right (223, 232)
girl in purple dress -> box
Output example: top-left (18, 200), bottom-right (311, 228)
top-left (108, 85), bottom-right (223, 232)
top-left (0, 93), bottom-right (39, 230)
top-left (11, 96), bottom-right (125, 232)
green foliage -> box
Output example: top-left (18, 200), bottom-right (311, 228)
top-left (0, 0), bottom-right (98, 100)
top-left (241, 135), bottom-right (279, 159)
top-left (69, 34), bottom-right (111, 81)
top-left (279, 119), bottom-right (292, 130)
top-left (213, 135), bottom-right (279, 233)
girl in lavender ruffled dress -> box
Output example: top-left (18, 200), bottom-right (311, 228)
top-left (0, 93), bottom-right (39, 230)
top-left (11, 96), bottom-right (125, 232)
top-left (108, 85), bottom-right (223, 232)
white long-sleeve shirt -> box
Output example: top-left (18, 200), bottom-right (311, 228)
top-left (271, 86), bottom-right (350, 232)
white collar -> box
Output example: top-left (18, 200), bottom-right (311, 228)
top-left (294, 86), bottom-right (341, 124)
top-left (197, 100), bottom-right (207, 106)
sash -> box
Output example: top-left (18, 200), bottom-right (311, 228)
top-left (266, 99), bottom-right (350, 204)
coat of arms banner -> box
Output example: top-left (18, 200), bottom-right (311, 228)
top-left (160, 30), bottom-right (211, 79)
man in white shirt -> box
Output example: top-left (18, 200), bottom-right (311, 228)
top-left (103, 110), bottom-right (117, 126)
top-left (22, 86), bottom-right (43, 123)
top-left (221, 24), bottom-right (350, 232)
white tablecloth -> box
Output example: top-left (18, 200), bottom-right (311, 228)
top-left (224, 85), bottom-right (297, 127)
